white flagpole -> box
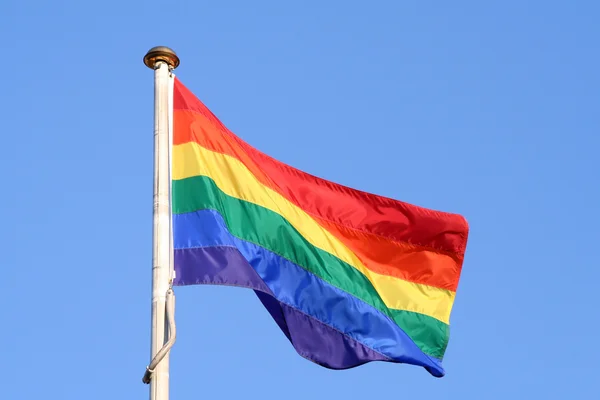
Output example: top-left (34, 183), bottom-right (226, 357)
top-left (143, 46), bottom-right (180, 400)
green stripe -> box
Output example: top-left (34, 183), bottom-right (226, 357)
top-left (173, 175), bottom-right (449, 359)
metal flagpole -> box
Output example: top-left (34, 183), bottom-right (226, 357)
top-left (142, 46), bottom-right (180, 400)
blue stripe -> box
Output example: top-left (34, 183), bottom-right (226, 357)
top-left (174, 209), bottom-right (444, 374)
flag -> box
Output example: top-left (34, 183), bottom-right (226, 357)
top-left (171, 78), bottom-right (469, 377)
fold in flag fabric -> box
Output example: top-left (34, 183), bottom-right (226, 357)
top-left (171, 77), bottom-right (469, 377)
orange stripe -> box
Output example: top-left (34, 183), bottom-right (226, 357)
top-left (174, 109), bottom-right (463, 291)
top-left (314, 217), bottom-right (460, 291)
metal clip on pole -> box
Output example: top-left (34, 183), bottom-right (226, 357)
top-left (143, 288), bottom-right (176, 384)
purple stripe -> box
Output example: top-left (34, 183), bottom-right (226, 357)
top-left (175, 246), bottom-right (391, 369)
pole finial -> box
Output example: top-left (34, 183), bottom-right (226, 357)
top-left (144, 46), bottom-right (180, 70)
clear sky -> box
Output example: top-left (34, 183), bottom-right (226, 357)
top-left (2, 1), bottom-right (599, 399)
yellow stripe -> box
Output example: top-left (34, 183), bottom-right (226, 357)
top-left (173, 142), bottom-right (455, 323)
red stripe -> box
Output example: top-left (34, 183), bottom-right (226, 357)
top-left (173, 78), bottom-right (469, 259)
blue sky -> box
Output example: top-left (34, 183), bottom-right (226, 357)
top-left (2, 1), bottom-right (599, 399)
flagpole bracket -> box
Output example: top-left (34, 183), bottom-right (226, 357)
top-left (142, 288), bottom-right (177, 384)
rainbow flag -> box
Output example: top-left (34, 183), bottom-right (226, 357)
top-left (171, 78), bottom-right (469, 377)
